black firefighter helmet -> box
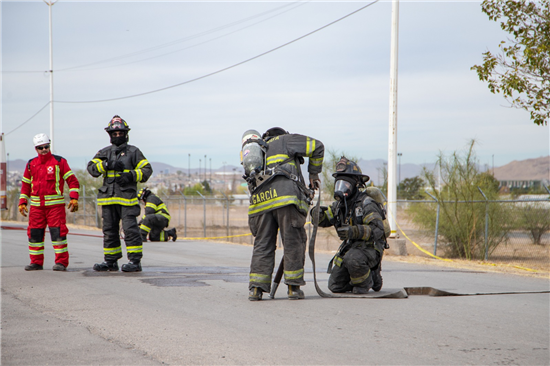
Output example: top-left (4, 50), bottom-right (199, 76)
top-left (138, 187), bottom-right (151, 201)
top-left (105, 115), bottom-right (131, 133)
top-left (332, 156), bottom-right (370, 201)
top-left (262, 127), bottom-right (288, 140)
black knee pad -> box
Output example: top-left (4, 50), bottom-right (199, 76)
top-left (29, 228), bottom-right (46, 243)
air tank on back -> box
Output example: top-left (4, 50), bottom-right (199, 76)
top-left (241, 129), bottom-right (264, 177)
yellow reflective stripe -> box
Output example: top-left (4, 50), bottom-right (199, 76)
top-left (248, 195), bottom-right (308, 215)
top-left (69, 188), bottom-right (80, 194)
top-left (160, 231), bottom-right (165, 241)
top-left (146, 202), bottom-right (158, 210)
top-left (54, 247), bottom-right (68, 254)
top-left (250, 273), bottom-right (271, 283)
top-left (45, 199), bottom-right (65, 206)
top-left (45, 194), bottom-right (63, 199)
top-left (97, 197), bottom-right (139, 206)
top-left (53, 239), bottom-right (68, 245)
top-left (29, 242), bottom-right (44, 248)
top-left (19, 194), bottom-right (30, 200)
top-left (94, 159), bottom-right (106, 174)
top-left (106, 171), bottom-right (118, 177)
top-left (63, 170), bottom-right (74, 180)
top-left (136, 159), bottom-right (149, 169)
top-left (104, 247), bottom-right (122, 255)
top-left (55, 165), bottom-right (61, 196)
top-left (334, 255), bottom-right (343, 267)
top-left (160, 212), bottom-right (171, 221)
top-left (350, 269), bottom-right (371, 285)
top-left (326, 206), bottom-right (334, 221)
top-left (29, 249), bottom-right (45, 255)
top-left (306, 137), bottom-right (316, 157)
top-left (127, 245), bottom-right (142, 253)
top-left (140, 224), bottom-right (151, 233)
top-left (310, 157), bottom-right (323, 166)
top-left (135, 169), bottom-right (143, 182)
top-left (266, 154), bottom-right (289, 165)
top-left (284, 268), bottom-right (304, 280)
top-left (22, 177), bottom-right (31, 184)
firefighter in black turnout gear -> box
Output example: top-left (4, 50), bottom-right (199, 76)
top-left (245, 127), bottom-right (324, 301)
top-left (87, 116), bottom-right (153, 272)
top-left (138, 188), bottom-right (177, 242)
top-left (313, 157), bottom-right (388, 294)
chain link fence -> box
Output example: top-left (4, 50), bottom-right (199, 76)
top-left (394, 197), bottom-right (550, 271)
top-left (3, 189), bottom-right (548, 272)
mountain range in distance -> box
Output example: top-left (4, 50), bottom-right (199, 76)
top-left (7, 156), bottom-right (549, 185)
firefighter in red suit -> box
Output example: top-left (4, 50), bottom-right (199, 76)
top-left (18, 133), bottom-right (80, 271)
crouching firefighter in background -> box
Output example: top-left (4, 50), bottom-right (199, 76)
top-left (138, 188), bottom-right (177, 242)
top-left (87, 115), bottom-right (152, 272)
top-left (312, 157), bottom-right (389, 294)
top-left (242, 127), bottom-right (324, 301)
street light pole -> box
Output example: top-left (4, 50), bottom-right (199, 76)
top-left (398, 152), bottom-right (402, 188)
top-left (44, 0), bottom-right (58, 152)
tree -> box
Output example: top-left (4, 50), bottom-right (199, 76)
top-left (471, 0), bottom-right (549, 126)
top-left (397, 176), bottom-right (425, 200)
top-left (408, 140), bottom-right (511, 259)
top-left (517, 203), bottom-right (550, 245)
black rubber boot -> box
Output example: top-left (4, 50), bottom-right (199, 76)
top-left (167, 228), bottom-right (177, 242)
top-left (121, 261), bottom-right (142, 272)
top-left (372, 265), bottom-right (383, 292)
top-left (52, 263), bottom-right (67, 271)
top-left (93, 261), bottom-right (119, 272)
top-left (287, 285), bottom-right (305, 300)
top-left (25, 263), bottom-right (43, 271)
top-left (352, 286), bottom-right (369, 294)
top-left (248, 287), bottom-right (263, 301)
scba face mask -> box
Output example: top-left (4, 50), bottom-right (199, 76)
top-left (334, 178), bottom-right (355, 201)
top-left (110, 132), bottom-right (128, 146)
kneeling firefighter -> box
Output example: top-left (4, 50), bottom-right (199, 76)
top-left (138, 188), bottom-right (177, 242)
top-left (242, 127), bottom-right (324, 301)
top-left (312, 157), bottom-right (389, 294)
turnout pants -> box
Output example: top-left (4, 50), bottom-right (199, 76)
top-left (248, 204), bottom-right (307, 292)
top-left (139, 214), bottom-right (169, 241)
top-left (101, 204), bottom-right (143, 263)
top-left (27, 204), bottom-right (69, 267)
top-left (328, 244), bottom-right (381, 293)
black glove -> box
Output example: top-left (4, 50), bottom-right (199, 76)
top-left (310, 205), bottom-right (327, 221)
top-left (116, 172), bottom-right (133, 186)
top-left (337, 226), bottom-right (361, 241)
top-left (105, 160), bottom-right (125, 171)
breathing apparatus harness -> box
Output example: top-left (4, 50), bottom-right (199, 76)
top-left (242, 138), bottom-right (315, 205)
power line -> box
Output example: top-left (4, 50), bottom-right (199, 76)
top-left (5, 102), bottom-right (50, 135)
top-left (56, 1), bottom-right (306, 72)
top-left (57, 0), bottom-right (379, 104)
top-left (61, 1), bottom-right (309, 73)
top-left (3, 1), bottom-right (305, 74)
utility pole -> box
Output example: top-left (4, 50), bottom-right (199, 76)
top-left (387, 0), bottom-right (399, 238)
top-left (44, 1), bottom-right (58, 152)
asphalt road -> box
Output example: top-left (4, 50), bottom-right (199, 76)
top-left (2, 224), bottom-right (549, 365)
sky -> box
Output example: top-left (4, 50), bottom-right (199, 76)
top-left (2, 0), bottom-right (549, 174)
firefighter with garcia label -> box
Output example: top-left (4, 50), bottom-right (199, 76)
top-left (312, 157), bottom-right (389, 294)
top-left (87, 115), bottom-right (152, 272)
top-left (243, 127), bottom-right (324, 301)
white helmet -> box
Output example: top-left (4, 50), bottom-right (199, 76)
top-left (33, 133), bottom-right (50, 147)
